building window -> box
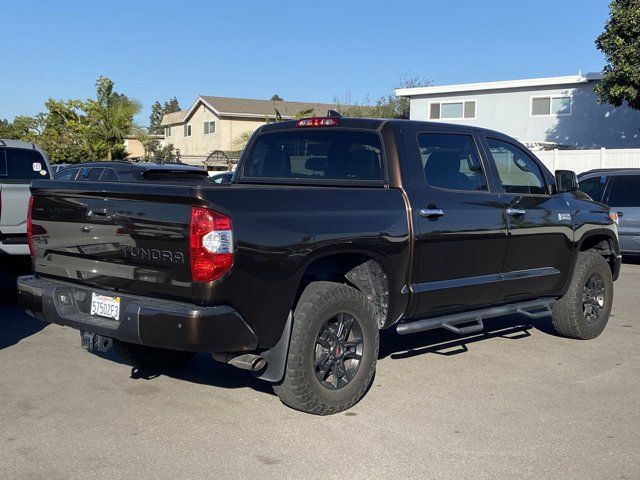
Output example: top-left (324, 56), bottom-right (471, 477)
top-left (531, 96), bottom-right (571, 116)
top-left (164, 126), bottom-right (171, 137)
top-left (204, 121), bottom-right (216, 134)
top-left (184, 124), bottom-right (191, 137)
top-left (429, 100), bottom-right (476, 120)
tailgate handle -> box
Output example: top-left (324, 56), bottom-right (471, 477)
top-left (87, 207), bottom-right (113, 221)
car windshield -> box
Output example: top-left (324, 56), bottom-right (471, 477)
top-left (242, 130), bottom-right (383, 182)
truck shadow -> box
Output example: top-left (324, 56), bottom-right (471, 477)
top-left (125, 313), bottom-right (555, 397)
top-left (379, 313), bottom-right (555, 360)
top-left (0, 265), bottom-right (48, 351)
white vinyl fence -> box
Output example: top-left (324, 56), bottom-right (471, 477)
top-left (534, 148), bottom-right (640, 174)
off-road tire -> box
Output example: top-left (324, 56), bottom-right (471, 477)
top-left (273, 281), bottom-right (379, 415)
top-left (551, 252), bottom-right (613, 339)
top-left (113, 340), bottom-right (194, 370)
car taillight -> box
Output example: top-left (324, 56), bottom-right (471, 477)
top-left (190, 206), bottom-right (233, 282)
top-left (27, 195), bottom-right (34, 256)
top-left (296, 117), bottom-right (339, 127)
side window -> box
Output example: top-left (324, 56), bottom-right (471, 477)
top-left (0, 149), bottom-right (6, 176)
top-left (79, 167), bottom-right (104, 181)
top-left (417, 133), bottom-right (488, 191)
top-left (4, 148), bottom-right (50, 181)
top-left (55, 168), bottom-right (78, 180)
top-left (486, 138), bottom-right (546, 195)
top-left (607, 176), bottom-right (640, 207)
top-left (100, 168), bottom-right (119, 182)
top-left (578, 176), bottom-right (607, 202)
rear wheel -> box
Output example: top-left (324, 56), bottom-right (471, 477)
top-left (273, 281), bottom-right (379, 415)
top-left (551, 252), bottom-right (613, 339)
top-left (113, 340), bottom-right (194, 370)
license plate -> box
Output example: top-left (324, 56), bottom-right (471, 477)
top-left (90, 293), bottom-right (121, 321)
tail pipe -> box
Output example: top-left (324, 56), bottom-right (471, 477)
top-left (212, 352), bottom-right (267, 372)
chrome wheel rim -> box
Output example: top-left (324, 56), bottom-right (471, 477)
top-left (582, 272), bottom-right (605, 324)
top-left (314, 313), bottom-right (363, 390)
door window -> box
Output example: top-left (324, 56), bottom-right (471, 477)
top-left (100, 168), bottom-right (119, 181)
top-left (417, 133), bottom-right (488, 191)
top-left (55, 168), bottom-right (78, 180)
top-left (607, 175), bottom-right (640, 207)
top-left (79, 167), bottom-right (104, 181)
top-left (578, 176), bottom-right (607, 202)
top-left (486, 138), bottom-right (546, 195)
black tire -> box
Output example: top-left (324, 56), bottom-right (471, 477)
top-left (273, 281), bottom-right (379, 415)
top-left (112, 340), bottom-right (194, 370)
top-left (551, 252), bottom-right (613, 339)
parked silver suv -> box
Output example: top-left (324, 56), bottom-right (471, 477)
top-left (0, 140), bottom-right (51, 255)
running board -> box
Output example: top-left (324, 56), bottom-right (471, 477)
top-left (396, 298), bottom-right (555, 336)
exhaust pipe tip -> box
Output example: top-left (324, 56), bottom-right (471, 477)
top-left (212, 353), bottom-right (267, 372)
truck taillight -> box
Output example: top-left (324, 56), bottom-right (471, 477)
top-left (27, 196), bottom-right (34, 256)
top-left (189, 206), bottom-right (233, 282)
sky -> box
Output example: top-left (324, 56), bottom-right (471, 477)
top-left (0, 0), bottom-right (610, 126)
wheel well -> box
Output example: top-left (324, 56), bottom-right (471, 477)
top-left (579, 234), bottom-right (616, 275)
top-left (297, 254), bottom-right (389, 328)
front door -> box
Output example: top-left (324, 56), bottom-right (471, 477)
top-left (402, 130), bottom-right (508, 317)
top-left (482, 137), bottom-right (574, 302)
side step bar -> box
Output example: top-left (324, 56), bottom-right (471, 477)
top-left (396, 298), bottom-right (555, 336)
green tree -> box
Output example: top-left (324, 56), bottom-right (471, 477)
top-left (0, 118), bottom-right (13, 138)
top-left (270, 94), bottom-right (283, 101)
top-left (148, 96), bottom-right (181, 134)
top-left (86, 76), bottom-right (141, 160)
top-left (595, 0), bottom-right (640, 109)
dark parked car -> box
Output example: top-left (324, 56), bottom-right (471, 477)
top-left (578, 169), bottom-right (640, 255)
top-left (19, 117), bottom-right (621, 415)
top-left (54, 161), bottom-right (209, 182)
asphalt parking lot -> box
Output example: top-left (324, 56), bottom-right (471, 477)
top-left (1, 261), bottom-right (639, 480)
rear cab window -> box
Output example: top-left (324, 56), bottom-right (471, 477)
top-left (241, 130), bottom-right (384, 184)
top-left (0, 148), bottom-right (50, 182)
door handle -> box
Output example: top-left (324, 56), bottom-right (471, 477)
top-left (506, 208), bottom-right (526, 217)
top-left (419, 208), bottom-right (445, 218)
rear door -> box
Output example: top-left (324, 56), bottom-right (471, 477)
top-left (482, 137), bottom-right (574, 302)
top-left (402, 129), bottom-right (508, 316)
top-left (604, 175), bottom-right (640, 254)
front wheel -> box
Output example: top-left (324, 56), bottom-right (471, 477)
top-left (551, 252), bottom-right (614, 340)
top-left (273, 281), bottom-right (379, 415)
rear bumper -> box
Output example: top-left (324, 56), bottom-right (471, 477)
top-left (17, 275), bottom-right (258, 353)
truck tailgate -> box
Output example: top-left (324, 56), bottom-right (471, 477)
top-left (30, 181), bottom-right (196, 302)
top-left (0, 183), bottom-right (31, 232)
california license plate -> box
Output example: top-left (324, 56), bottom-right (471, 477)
top-left (90, 293), bottom-right (121, 321)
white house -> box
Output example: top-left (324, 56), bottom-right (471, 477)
top-left (396, 73), bottom-right (640, 149)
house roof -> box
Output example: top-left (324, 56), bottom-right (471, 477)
top-left (161, 96), bottom-right (345, 125)
top-left (394, 72), bottom-right (603, 97)
top-left (161, 110), bottom-right (189, 125)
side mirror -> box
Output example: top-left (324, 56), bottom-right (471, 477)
top-left (555, 170), bottom-right (578, 193)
